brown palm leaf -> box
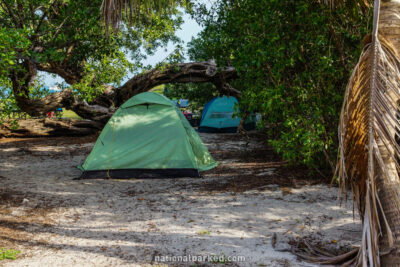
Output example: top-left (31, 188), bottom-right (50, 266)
top-left (336, 0), bottom-right (400, 264)
top-left (100, 0), bottom-right (187, 30)
top-left (319, 0), bottom-right (371, 9)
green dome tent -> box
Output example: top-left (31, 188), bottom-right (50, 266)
top-left (78, 92), bottom-right (217, 179)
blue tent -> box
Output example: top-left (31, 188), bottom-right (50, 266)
top-left (179, 99), bottom-right (189, 108)
top-left (198, 96), bottom-right (255, 133)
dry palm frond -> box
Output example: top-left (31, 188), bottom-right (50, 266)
top-left (335, 0), bottom-right (400, 265)
top-left (318, 0), bottom-right (371, 14)
top-left (293, 0), bottom-right (400, 265)
top-left (319, 0), bottom-right (370, 8)
top-left (293, 239), bottom-right (359, 265)
top-left (101, 0), bottom-right (189, 31)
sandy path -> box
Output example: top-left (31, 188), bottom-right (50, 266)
top-left (0, 133), bottom-right (361, 266)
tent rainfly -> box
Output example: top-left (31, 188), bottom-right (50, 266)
top-left (78, 92), bottom-right (217, 179)
top-left (198, 96), bottom-right (256, 133)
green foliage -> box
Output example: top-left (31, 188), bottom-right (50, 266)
top-left (61, 109), bottom-right (82, 120)
top-left (71, 52), bottom-right (134, 102)
top-left (0, 87), bottom-right (18, 118)
top-left (188, 0), bottom-right (371, 169)
top-left (196, 229), bottom-right (211, 235)
top-left (164, 82), bottom-right (217, 111)
top-left (9, 119), bottom-right (19, 130)
top-left (0, 248), bottom-right (20, 260)
top-left (0, 28), bottom-right (31, 84)
top-left (1, 75), bottom-right (56, 123)
top-left (150, 84), bottom-right (165, 94)
top-left (0, 0), bottom-right (184, 103)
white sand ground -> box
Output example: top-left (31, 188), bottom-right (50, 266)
top-left (0, 133), bottom-right (361, 266)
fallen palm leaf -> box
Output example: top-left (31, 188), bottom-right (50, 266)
top-left (293, 0), bottom-right (400, 265)
top-left (335, 0), bottom-right (400, 263)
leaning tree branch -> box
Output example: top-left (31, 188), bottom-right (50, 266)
top-left (111, 61), bottom-right (240, 107)
top-left (36, 62), bottom-right (82, 84)
top-left (12, 61), bottom-right (240, 127)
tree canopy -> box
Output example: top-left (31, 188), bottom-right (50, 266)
top-left (172, 0), bottom-right (371, 170)
top-left (0, 0), bottom-right (181, 88)
top-left (0, 0), bottom-right (239, 126)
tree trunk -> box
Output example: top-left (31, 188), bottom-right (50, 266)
top-left (237, 108), bottom-right (249, 135)
top-left (377, 0), bottom-right (400, 264)
top-left (0, 118), bottom-right (102, 138)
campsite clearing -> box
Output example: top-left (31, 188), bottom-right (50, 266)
top-left (0, 133), bottom-right (360, 266)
